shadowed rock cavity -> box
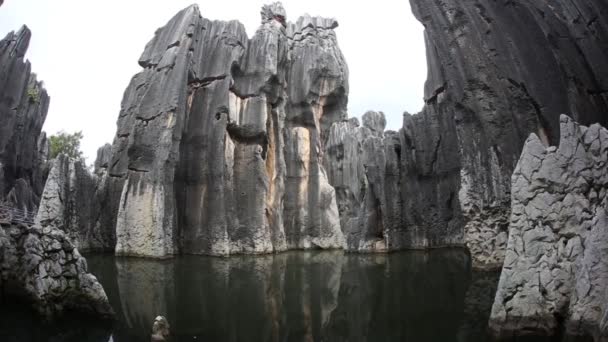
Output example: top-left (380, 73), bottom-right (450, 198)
top-left (79, 3), bottom-right (347, 257)
top-left (0, 26), bottom-right (50, 214)
top-left (490, 116), bottom-right (608, 340)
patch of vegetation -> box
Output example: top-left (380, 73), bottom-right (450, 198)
top-left (27, 87), bottom-right (39, 104)
top-left (49, 131), bottom-right (84, 160)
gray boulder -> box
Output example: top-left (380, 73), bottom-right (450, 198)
top-left (0, 221), bottom-right (113, 319)
top-left (489, 116), bottom-right (608, 339)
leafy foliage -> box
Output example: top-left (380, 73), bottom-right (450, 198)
top-left (49, 131), bottom-right (84, 160)
top-left (27, 87), bottom-right (39, 103)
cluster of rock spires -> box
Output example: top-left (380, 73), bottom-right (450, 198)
top-left (2, 0), bottom-right (608, 339)
top-left (33, 1), bottom-right (608, 263)
top-left (0, 26), bottom-right (50, 214)
top-left (0, 27), bottom-right (112, 320)
top-left (41, 2), bottom-right (349, 257)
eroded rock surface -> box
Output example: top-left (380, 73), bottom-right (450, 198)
top-left (0, 222), bottom-right (113, 319)
top-left (489, 116), bottom-right (608, 339)
top-left (0, 26), bottom-right (50, 213)
top-left (36, 154), bottom-right (115, 252)
top-left (98, 3), bottom-right (346, 257)
top-left (324, 112), bottom-right (402, 252)
top-left (397, 0), bottom-right (608, 268)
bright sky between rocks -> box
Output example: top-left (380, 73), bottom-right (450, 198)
top-left (0, 0), bottom-right (426, 162)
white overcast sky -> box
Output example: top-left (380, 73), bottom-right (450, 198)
top-left (0, 0), bottom-right (426, 162)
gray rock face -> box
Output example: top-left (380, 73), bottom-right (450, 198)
top-left (0, 221), bottom-right (113, 319)
top-left (93, 143), bottom-right (112, 176)
top-left (98, 3), bottom-right (346, 257)
top-left (324, 112), bottom-right (401, 251)
top-left (0, 26), bottom-right (50, 213)
top-left (489, 116), bottom-right (608, 339)
top-left (36, 154), bottom-right (115, 252)
top-left (396, 0), bottom-right (608, 268)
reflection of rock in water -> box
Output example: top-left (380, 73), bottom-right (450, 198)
top-left (325, 249), bottom-right (471, 341)
top-left (115, 258), bottom-right (176, 339)
top-left (86, 249), bottom-right (481, 341)
top-left (457, 271), bottom-right (500, 341)
top-left (173, 251), bottom-right (344, 341)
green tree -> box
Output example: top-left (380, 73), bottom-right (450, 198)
top-left (49, 131), bottom-right (84, 159)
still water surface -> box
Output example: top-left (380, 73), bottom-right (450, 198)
top-left (0, 249), bottom-right (502, 341)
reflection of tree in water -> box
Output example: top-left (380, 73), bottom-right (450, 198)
top-left (83, 249), bottom-right (501, 342)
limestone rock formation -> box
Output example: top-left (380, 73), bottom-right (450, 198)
top-left (489, 116), bottom-right (608, 339)
top-left (93, 143), bottom-right (112, 176)
top-left (0, 222), bottom-right (113, 319)
top-left (324, 112), bottom-right (402, 252)
top-left (395, 0), bottom-right (608, 268)
top-left (99, 3), bottom-right (346, 257)
top-left (36, 154), bottom-right (115, 252)
top-left (0, 26), bottom-right (50, 213)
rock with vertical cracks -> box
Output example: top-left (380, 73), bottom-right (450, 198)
top-left (36, 154), bottom-right (115, 252)
top-left (90, 3), bottom-right (346, 257)
top-left (324, 112), bottom-right (398, 252)
top-left (0, 26), bottom-right (50, 213)
top-left (400, 0), bottom-right (608, 268)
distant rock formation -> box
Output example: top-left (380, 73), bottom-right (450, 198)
top-left (324, 112), bottom-right (402, 252)
top-left (0, 26), bottom-right (50, 213)
top-left (87, 3), bottom-right (347, 257)
top-left (489, 116), bottom-right (608, 339)
top-left (0, 221), bottom-right (113, 319)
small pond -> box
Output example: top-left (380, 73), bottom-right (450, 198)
top-left (1, 249), bottom-right (508, 341)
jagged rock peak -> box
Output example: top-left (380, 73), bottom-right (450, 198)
top-left (2, 25), bottom-right (31, 58)
top-left (94, 143), bottom-right (112, 175)
top-left (261, 2), bottom-right (286, 26)
top-left (0, 25), bottom-right (50, 213)
top-left (138, 4), bottom-right (201, 68)
top-left (36, 154), bottom-right (114, 252)
top-left (362, 111), bottom-right (386, 137)
top-left (489, 115), bottom-right (608, 339)
top-left (288, 15), bottom-right (338, 35)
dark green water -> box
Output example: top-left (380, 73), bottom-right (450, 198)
top-left (0, 249), bottom-right (504, 342)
